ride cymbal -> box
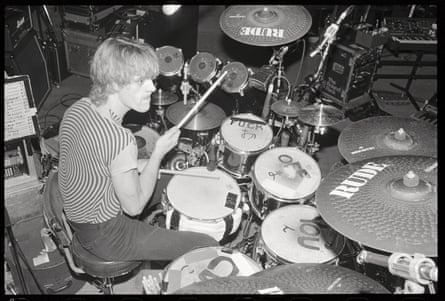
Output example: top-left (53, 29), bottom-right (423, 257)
top-left (253, 263), bottom-right (390, 294)
top-left (338, 116), bottom-right (437, 163)
top-left (151, 90), bottom-right (178, 106)
top-left (315, 155), bottom-right (437, 256)
top-left (166, 101), bottom-right (226, 131)
top-left (298, 103), bottom-right (344, 127)
top-left (220, 5), bottom-right (312, 47)
top-left (271, 99), bottom-right (300, 117)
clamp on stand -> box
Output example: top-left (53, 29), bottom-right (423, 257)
top-left (357, 250), bottom-right (437, 294)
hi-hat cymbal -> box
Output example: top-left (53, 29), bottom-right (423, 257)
top-left (271, 99), bottom-right (300, 117)
top-left (220, 5), bottom-right (312, 47)
top-left (315, 155), bottom-right (437, 256)
top-left (151, 90), bottom-right (178, 106)
top-left (338, 116), bottom-right (437, 163)
top-left (174, 276), bottom-right (303, 294)
top-left (253, 263), bottom-right (390, 293)
top-left (166, 101), bottom-right (226, 131)
top-left (298, 103), bottom-right (344, 126)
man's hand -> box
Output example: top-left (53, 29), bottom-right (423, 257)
top-left (153, 126), bottom-right (180, 157)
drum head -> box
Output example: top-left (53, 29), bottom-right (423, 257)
top-left (162, 246), bottom-right (262, 294)
top-left (156, 45), bottom-right (184, 76)
top-left (220, 62), bottom-right (249, 93)
top-left (253, 147), bottom-right (321, 200)
top-left (261, 205), bottom-right (345, 264)
top-left (189, 52), bottom-right (218, 83)
top-left (221, 113), bottom-right (273, 153)
top-left (124, 124), bottom-right (160, 160)
top-left (166, 167), bottom-right (241, 220)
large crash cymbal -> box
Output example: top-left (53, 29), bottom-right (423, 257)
top-left (220, 5), bottom-right (312, 47)
top-left (271, 99), bottom-right (300, 117)
top-left (298, 103), bottom-right (344, 127)
top-left (338, 116), bottom-right (437, 163)
top-left (174, 275), bottom-right (303, 294)
top-left (315, 155), bottom-right (437, 256)
top-left (166, 101), bottom-right (226, 131)
top-left (151, 90), bottom-right (178, 106)
top-left (253, 263), bottom-right (390, 294)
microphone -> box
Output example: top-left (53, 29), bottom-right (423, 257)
top-left (161, 5), bottom-right (181, 16)
top-left (309, 5), bottom-right (354, 58)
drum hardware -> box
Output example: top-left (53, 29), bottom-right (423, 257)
top-left (165, 137), bottom-right (209, 171)
top-left (338, 116), bottom-right (437, 163)
top-left (250, 147), bottom-right (321, 220)
top-left (357, 250), bottom-right (437, 294)
top-left (315, 155), bottom-right (437, 257)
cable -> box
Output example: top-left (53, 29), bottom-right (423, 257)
top-left (293, 38), bottom-right (306, 89)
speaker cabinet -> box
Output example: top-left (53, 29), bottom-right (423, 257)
top-left (9, 30), bottom-right (52, 110)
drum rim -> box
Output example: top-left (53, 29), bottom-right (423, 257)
top-left (165, 167), bottom-right (241, 220)
top-left (220, 114), bottom-right (273, 153)
top-left (161, 246), bottom-right (263, 293)
top-left (189, 52), bottom-right (218, 83)
top-left (156, 45), bottom-right (184, 76)
top-left (251, 146), bottom-right (321, 199)
top-left (259, 204), bottom-right (346, 263)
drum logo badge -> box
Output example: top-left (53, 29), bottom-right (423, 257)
top-left (329, 162), bottom-right (390, 200)
top-left (239, 27), bottom-right (284, 38)
top-left (283, 219), bottom-right (322, 251)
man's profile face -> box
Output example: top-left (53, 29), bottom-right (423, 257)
top-left (118, 77), bottom-right (156, 113)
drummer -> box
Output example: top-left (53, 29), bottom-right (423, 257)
top-left (58, 36), bottom-right (218, 263)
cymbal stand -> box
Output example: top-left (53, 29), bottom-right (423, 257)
top-left (357, 250), bottom-right (437, 294)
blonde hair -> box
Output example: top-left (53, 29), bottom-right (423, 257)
top-left (89, 36), bottom-right (159, 105)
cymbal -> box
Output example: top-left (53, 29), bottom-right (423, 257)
top-left (174, 276), bottom-right (303, 294)
top-left (166, 101), bottom-right (226, 131)
top-left (253, 263), bottom-right (390, 293)
top-left (220, 5), bottom-right (312, 47)
top-left (315, 155), bottom-right (437, 256)
top-left (151, 90), bottom-right (178, 106)
top-left (271, 99), bottom-right (300, 117)
top-left (298, 103), bottom-right (344, 126)
top-left (338, 116), bottom-right (437, 163)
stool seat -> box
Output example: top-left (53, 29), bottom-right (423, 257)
top-left (72, 235), bottom-right (141, 279)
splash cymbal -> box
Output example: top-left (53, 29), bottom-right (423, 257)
top-left (166, 101), bottom-right (226, 131)
top-left (151, 90), bottom-right (178, 106)
top-left (338, 116), bottom-right (437, 163)
top-left (220, 5), bottom-right (312, 47)
top-left (253, 263), bottom-right (390, 293)
top-left (315, 155), bottom-right (437, 256)
top-left (298, 103), bottom-right (344, 126)
top-left (271, 99), bottom-right (300, 117)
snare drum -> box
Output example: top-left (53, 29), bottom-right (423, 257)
top-left (219, 113), bottom-right (273, 178)
top-left (220, 61), bottom-right (249, 94)
top-left (161, 246), bottom-right (262, 294)
top-left (164, 167), bottom-right (243, 242)
top-left (189, 52), bottom-right (220, 83)
top-left (156, 45), bottom-right (184, 76)
top-left (254, 205), bottom-right (345, 268)
top-left (250, 147), bottom-right (321, 219)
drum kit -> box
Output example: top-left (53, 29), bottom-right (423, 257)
top-left (133, 5), bottom-right (437, 295)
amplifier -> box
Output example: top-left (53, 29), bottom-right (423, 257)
top-left (63, 28), bottom-right (103, 77)
top-left (5, 6), bottom-right (32, 51)
top-left (321, 42), bottom-right (380, 107)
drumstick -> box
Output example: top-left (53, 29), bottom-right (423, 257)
top-left (176, 70), bottom-right (228, 129)
top-left (159, 169), bottom-right (220, 179)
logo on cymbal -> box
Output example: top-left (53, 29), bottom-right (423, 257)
top-left (240, 27), bottom-right (284, 38)
top-left (329, 162), bottom-right (390, 199)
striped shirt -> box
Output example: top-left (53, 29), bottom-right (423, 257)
top-left (59, 98), bottom-right (137, 223)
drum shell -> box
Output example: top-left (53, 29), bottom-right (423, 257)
top-left (220, 141), bottom-right (266, 177)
